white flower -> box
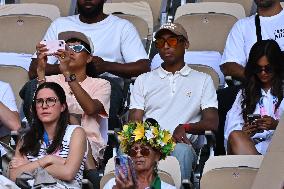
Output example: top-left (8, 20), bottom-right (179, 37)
top-left (145, 129), bottom-right (154, 140)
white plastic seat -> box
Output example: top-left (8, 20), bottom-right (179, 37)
top-left (197, 0), bottom-right (254, 16)
top-left (17, 0), bottom-right (77, 16)
top-left (201, 155), bottom-right (263, 189)
top-left (0, 65), bottom-right (29, 109)
top-left (0, 4), bottom-right (60, 54)
top-left (174, 2), bottom-right (245, 53)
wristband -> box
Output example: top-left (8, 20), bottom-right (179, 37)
top-left (182, 124), bottom-right (191, 132)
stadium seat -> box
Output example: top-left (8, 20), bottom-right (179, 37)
top-left (197, 0), bottom-right (254, 16)
top-left (0, 65), bottom-right (29, 109)
top-left (104, 1), bottom-right (153, 52)
top-left (17, 0), bottom-right (77, 16)
top-left (201, 155), bottom-right (263, 189)
top-left (0, 4), bottom-right (60, 54)
top-left (106, 0), bottom-right (164, 29)
top-left (174, 2), bottom-right (245, 53)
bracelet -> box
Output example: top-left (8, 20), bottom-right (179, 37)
top-left (36, 77), bottom-right (46, 83)
top-left (182, 124), bottom-right (191, 132)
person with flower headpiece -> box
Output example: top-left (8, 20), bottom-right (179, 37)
top-left (129, 23), bottom-right (219, 184)
top-left (103, 118), bottom-right (176, 189)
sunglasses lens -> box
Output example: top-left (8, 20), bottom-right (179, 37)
top-left (255, 65), bottom-right (273, 74)
top-left (73, 45), bottom-right (83, 52)
top-left (140, 147), bottom-right (150, 156)
top-left (155, 39), bottom-right (165, 49)
top-left (129, 149), bottom-right (137, 157)
top-left (166, 38), bottom-right (178, 47)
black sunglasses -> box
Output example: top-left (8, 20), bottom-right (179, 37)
top-left (254, 65), bottom-right (273, 74)
top-left (129, 146), bottom-right (151, 157)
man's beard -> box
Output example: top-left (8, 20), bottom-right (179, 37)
top-left (254, 0), bottom-right (276, 8)
top-left (77, 1), bottom-right (104, 19)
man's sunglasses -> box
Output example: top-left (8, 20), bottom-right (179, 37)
top-left (68, 44), bottom-right (90, 54)
top-left (155, 36), bottom-right (184, 49)
top-left (255, 65), bottom-right (273, 74)
top-left (129, 146), bottom-right (151, 157)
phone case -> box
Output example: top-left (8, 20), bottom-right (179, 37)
top-left (114, 155), bottom-right (136, 182)
top-left (41, 40), bottom-right (65, 55)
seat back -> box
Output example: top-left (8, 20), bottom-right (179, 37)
top-left (197, 0), bottom-right (254, 16)
top-left (0, 4), bottom-right (60, 54)
top-left (114, 14), bottom-right (149, 41)
top-left (174, 2), bottom-right (245, 53)
top-left (18, 0), bottom-right (77, 16)
top-left (201, 155), bottom-right (263, 189)
top-left (101, 156), bottom-right (179, 188)
top-left (188, 64), bottom-right (220, 89)
top-left (106, 0), bottom-right (162, 28)
top-left (0, 65), bottom-right (29, 109)
top-left (104, 1), bottom-right (153, 34)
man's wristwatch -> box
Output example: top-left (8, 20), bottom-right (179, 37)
top-left (65, 74), bottom-right (76, 82)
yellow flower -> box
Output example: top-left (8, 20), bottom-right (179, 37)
top-left (162, 131), bottom-right (171, 144)
top-left (133, 122), bottom-right (145, 141)
top-left (151, 126), bottom-right (159, 136)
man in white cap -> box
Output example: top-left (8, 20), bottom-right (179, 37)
top-left (129, 23), bottom-right (218, 183)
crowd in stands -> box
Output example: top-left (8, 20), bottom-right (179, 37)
top-left (0, 0), bottom-right (284, 188)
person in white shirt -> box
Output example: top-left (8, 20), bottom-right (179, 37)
top-left (220, 0), bottom-right (284, 81)
top-left (0, 81), bottom-right (21, 143)
top-left (129, 23), bottom-right (218, 182)
top-left (224, 40), bottom-right (284, 155)
top-left (28, 0), bottom-right (149, 79)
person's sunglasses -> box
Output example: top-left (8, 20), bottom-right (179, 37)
top-left (129, 146), bottom-right (151, 157)
top-left (254, 65), bottom-right (273, 74)
top-left (35, 97), bottom-right (57, 108)
top-left (68, 44), bottom-right (90, 54)
top-left (155, 36), bottom-right (184, 49)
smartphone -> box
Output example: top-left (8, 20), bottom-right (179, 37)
top-left (247, 114), bottom-right (261, 125)
top-left (41, 40), bottom-right (65, 55)
top-left (114, 155), bottom-right (136, 183)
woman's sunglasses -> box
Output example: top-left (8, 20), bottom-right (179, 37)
top-left (254, 65), bottom-right (273, 74)
top-left (68, 44), bottom-right (90, 54)
top-left (154, 36), bottom-right (184, 49)
top-left (35, 97), bottom-right (57, 108)
top-left (129, 146), bottom-right (151, 157)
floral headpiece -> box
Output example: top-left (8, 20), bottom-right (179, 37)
top-left (118, 119), bottom-right (175, 159)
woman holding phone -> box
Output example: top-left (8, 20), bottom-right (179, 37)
top-left (104, 118), bottom-right (176, 189)
top-left (35, 31), bottom-right (111, 165)
top-left (224, 40), bottom-right (284, 155)
top-left (9, 82), bottom-right (87, 188)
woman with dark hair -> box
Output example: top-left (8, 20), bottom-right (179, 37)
top-left (35, 31), bottom-right (111, 163)
top-left (9, 82), bottom-right (87, 188)
top-left (224, 39), bottom-right (284, 155)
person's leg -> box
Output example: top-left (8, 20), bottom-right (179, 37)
top-left (171, 143), bottom-right (197, 181)
top-left (227, 130), bottom-right (260, 155)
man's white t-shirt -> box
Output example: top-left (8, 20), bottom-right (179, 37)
top-left (221, 9), bottom-right (284, 67)
top-left (130, 65), bottom-right (218, 135)
top-left (35, 14), bottom-right (148, 77)
top-left (0, 81), bottom-right (18, 138)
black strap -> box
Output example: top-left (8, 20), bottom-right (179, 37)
top-left (255, 14), bottom-right (262, 42)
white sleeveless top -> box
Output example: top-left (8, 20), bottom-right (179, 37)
top-left (26, 125), bottom-right (87, 187)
